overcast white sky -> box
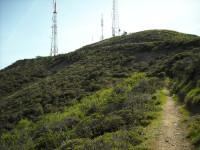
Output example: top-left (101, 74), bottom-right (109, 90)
top-left (0, 0), bottom-right (200, 69)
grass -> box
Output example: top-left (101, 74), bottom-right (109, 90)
top-left (180, 105), bottom-right (200, 149)
top-left (135, 90), bottom-right (167, 149)
top-left (157, 90), bottom-right (167, 105)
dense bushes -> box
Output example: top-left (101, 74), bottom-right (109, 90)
top-left (0, 74), bottom-right (165, 149)
top-left (165, 51), bottom-right (200, 110)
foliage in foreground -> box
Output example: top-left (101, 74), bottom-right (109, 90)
top-left (0, 74), bottom-right (165, 150)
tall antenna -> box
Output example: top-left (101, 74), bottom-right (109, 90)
top-left (50, 0), bottom-right (58, 56)
top-left (112, 0), bottom-right (120, 37)
top-left (101, 14), bottom-right (104, 41)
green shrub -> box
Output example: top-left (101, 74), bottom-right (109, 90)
top-left (1, 130), bottom-right (21, 146)
top-left (185, 88), bottom-right (200, 107)
top-left (78, 129), bottom-right (143, 150)
top-left (102, 115), bottom-right (125, 132)
top-left (36, 129), bottom-right (67, 149)
top-left (187, 116), bottom-right (200, 147)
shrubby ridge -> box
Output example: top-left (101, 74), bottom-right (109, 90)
top-left (0, 30), bottom-right (199, 149)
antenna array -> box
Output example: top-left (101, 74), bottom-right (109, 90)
top-left (112, 0), bottom-right (120, 37)
top-left (101, 14), bottom-right (104, 41)
top-left (50, 0), bottom-right (58, 56)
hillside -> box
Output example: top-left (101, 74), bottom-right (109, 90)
top-left (0, 29), bottom-right (200, 149)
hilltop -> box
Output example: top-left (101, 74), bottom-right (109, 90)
top-left (0, 30), bottom-right (200, 149)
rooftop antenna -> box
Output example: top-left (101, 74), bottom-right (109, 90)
top-left (112, 0), bottom-right (120, 37)
top-left (101, 14), bottom-right (104, 41)
top-left (50, 0), bottom-right (58, 56)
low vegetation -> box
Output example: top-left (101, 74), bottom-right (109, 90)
top-left (0, 74), bottom-right (166, 149)
top-left (0, 29), bottom-right (200, 149)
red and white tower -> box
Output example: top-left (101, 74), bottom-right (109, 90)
top-left (50, 0), bottom-right (58, 56)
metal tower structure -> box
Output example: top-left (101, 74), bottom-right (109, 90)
top-left (50, 0), bottom-right (58, 56)
top-left (101, 14), bottom-right (104, 41)
top-left (112, 0), bottom-right (120, 37)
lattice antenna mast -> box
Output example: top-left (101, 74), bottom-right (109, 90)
top-left (50, 0), bottom-right (58, 56)
top-left (101, 14), bottom-right (104, 41)
top-left (112, 0), bottom-right (119, 37)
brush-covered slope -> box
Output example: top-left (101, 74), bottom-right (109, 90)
top-left (0, 30), bottom-right (200, 149)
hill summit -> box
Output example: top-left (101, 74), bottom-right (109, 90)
top-left (0, 30), bottom-right (200, 149)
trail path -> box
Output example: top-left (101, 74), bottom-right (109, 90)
top-left (154, 88), bottom-right (193, 150)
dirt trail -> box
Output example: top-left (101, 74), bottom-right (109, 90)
top-left (154, 88), bottom-right (193, 150)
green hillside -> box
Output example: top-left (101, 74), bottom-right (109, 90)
top-left (0, 30), bottom-right (200, 149)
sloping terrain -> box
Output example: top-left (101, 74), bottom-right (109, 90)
top-left (0, 29), bottom-right (200, 149)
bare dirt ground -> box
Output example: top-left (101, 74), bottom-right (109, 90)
top-left (154, 88), bottom-right (194, 150)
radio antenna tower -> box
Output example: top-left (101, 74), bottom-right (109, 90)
top-left (50, 0), bottom-right (58, 56)
top-left (112, 0), bottom-right (120, 37)
top-left (101, 14), bottom-right (104, 41)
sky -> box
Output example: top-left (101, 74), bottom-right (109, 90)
top-left (0, 0), bottom-right (200, 70)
